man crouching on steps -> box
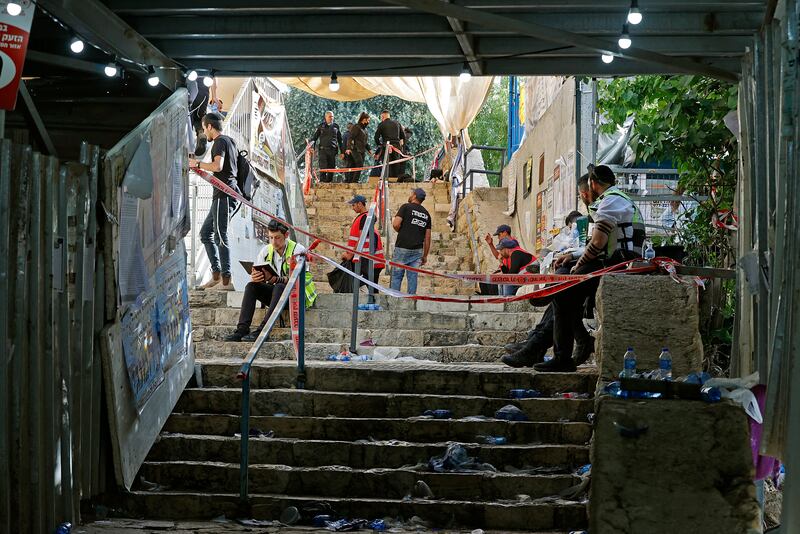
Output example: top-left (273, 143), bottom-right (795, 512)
top-left (224, 220), bottom-right (317, 342)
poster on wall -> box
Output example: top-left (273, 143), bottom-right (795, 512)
top-left (523, 157), bottom-right (532, 198)
top-left (0, 1), bottom-right (34, 110)
top-left (535, 192), bottom-right (544, 251)
top-left (250, 91), bottom-right (287, 182)
top-left (155, 245), bottom-right (191, 371)
top-left (120, 294), bottom-right (164, 409)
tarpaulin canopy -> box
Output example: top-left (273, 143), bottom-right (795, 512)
top-left (275, 76), bottom-right (494, 137)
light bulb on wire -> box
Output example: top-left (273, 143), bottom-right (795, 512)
top-left (203, 71), bottom-right (214, 87)
top-left (459, 62), bottom-right (472, 82)
top-left (104, 62), bottom-right (119, 77)
top-left (147, 66), bottom-right (159, 87)
top-left (69, 37), bottom-right (85, 54)
top-left (329, 72), bottom-right (339, 92)
top-left (601, 54), bottom-right (614, 64)
top-left (6, 2), bottom-right (22, 16)
top-left (627, 0), bottom-right (642, 25)
top-left (186, 70), bottom-right (198, 82)
top-left (618, 24), bottom-right (632, 49)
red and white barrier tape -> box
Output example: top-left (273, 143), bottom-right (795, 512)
top-left (316, 144), bottom-right (440, 174)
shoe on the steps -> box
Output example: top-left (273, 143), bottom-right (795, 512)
top-left (504, 340), bottom-right (526, 354)
top-left (242, 329), bottom-right (266, 343)
top-left (501, 343), bottom-right (547, 368)
top-left (198, 272), bottom-right (221, 290)
top-left (573, 338), bottom-right (594, 366)
top-left (194, 134), bottom-right (207, 156)
top-left (211, 275), bottom-right (235, 291)
top-left (533, 357), bottom-right (577, 373)
top-left (223, 330), bottom-right (246, 342)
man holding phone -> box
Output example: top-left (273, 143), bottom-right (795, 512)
top-left (224, 220), bottom-right (317, 342)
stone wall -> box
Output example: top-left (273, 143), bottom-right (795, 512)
top-left (595, 274), bottom-right (703, 380)
top-left (590, 398), bottom-right (760, 534)
top-left (457, 187), bottom-right (512, 274)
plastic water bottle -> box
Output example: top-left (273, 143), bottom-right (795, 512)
top-left (54, 523), bottom-right (72, 534)
top-left (423, 409), bottom-right (453, 419)
top-left (700, 385), bottom-right (722, 403)
top-left (476, 435), bottom-right (507, 445)
top-left (358, 303), bottom-right (382, 311)
top-left (570, 223), bottom-right (580, 248)
top-left (622, 347), bottom-right (637, 378)
top-left (658, 348), bottom-right (673, 380)
top-left (508, 389), bottom-right (542, 399)
top-left (644, 242), bottom-right (656, 261)
top-left (576, 464), bottom-right (591, 476)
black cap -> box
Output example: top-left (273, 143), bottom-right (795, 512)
top-left (412, 188), bottom-right (426, 201)
top-left (493, 224), bottom-right (512, 236)
top-left (347, 194), bottom-right (367, 205)
top-left (497, 238), bottom-right (519, 250)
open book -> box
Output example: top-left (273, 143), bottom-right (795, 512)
top-left (239, 260), bottom-right (279, 278)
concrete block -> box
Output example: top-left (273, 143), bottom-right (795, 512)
top-left (596, 275), bottom-right (703, 380)
top-left (590, 398), bottom-right (759, 534)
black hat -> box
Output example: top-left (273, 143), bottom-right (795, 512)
top-left (493, 224), bottom-right (512, 236)
top-left (347, 194), bottom-right (367, 205)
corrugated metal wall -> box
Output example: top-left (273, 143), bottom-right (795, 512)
top-left (0, 139), bottom-right (107, 533)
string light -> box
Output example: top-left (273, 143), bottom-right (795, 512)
top-left (186, 70), bottom-right (198, 82)
top-left (203, 70), bottom-right (215, 87)
top-left (6, 2), bottom-right (22, 16)
top-left (601, 54), bottom-right (614, 64)
top-left (69, 37), bottom-right (84, 54)
top-left (329, 72), bottom-right (339, 91)
top-left (618, 24), bottom-right (632, 49)
top-left (459, 62), bottom-right (472, 82)
top-left (627, 0), bottom-right (643, 25)
top-left (147, 66), bottom-right (159, 87)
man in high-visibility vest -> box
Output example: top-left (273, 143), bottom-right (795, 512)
top-left (535, 165), bottom-right (645, 372)
top-left (224, 220), bottom-right (317, 342)
top-left (341, 194), bottom-right (385, 284)
top-left (496, 238), bottom-right (536, 296)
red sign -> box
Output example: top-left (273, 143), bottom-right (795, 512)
top-left (0, 2), bottom-right (34, 110)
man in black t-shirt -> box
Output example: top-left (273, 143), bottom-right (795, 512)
top-left (189, 112), bottom-right (240, 291)
top-left (390, 188), bottom-right (431, 294)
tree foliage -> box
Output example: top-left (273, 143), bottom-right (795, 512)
top-left (597, 75), bottom-right (738, 268)
top-left (284, 89), bottom-right (441, 179)
top-left (469, 77), bottom-right (509, 184)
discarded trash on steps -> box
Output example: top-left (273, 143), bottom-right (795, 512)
top-left (494, 404), bottom-right (529, 421)
top-left (476, 434), bottom-right (507, 445)
top-left (428, 442), bottom-right (497, 473)
top-left (404, 479), bottom-right (434, 500)
top-left (233, 427), bottom-right (274, 438)
top-left (422, 409), bottom-right (453, 419)
top-left (508, 388), bottom-right (542, 399)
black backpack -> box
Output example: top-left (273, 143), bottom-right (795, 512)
top-left (236, 149), bottom-right (257, 200)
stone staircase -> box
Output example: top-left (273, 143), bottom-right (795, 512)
top-left (304, 180), bottom-right (477, 296)
top-left (118, 291), bottom-right (595, 531)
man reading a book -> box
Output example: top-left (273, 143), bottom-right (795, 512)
top-left (224, 220), bottom-right (317, 342)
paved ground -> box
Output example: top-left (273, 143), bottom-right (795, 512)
top-left (77, 518), bottom-right (573, 533)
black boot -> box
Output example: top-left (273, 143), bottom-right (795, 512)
top-left (224, 329), bottom-right (246, 342)
top-left (501, 341), bottom-right (547, 368)
top-left (504, 340), bottom-right (527, 354)
top-left (572, 338), bottom-right (594, 366)
top-left (242, 328), bottom-right (266, 343)
top-left (533, 357), bottom-right (577, 373)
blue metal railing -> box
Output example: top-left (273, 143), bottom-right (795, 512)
top-left (236, 255), bottom-right (307, 503)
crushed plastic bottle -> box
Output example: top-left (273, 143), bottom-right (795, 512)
top-left (358, 303), bottom-right (382, 311)
top-left (622, 347), bottom-right (637, 378)
top-left (494, 404), bottom-right (529, 421)
top-left (683, 371), bottom-right (711, 385)
top-left (644, 241), bottom-right (656, 260)
top-left (423, 409), bottom-right (453, 419)
top-left (368, 519), bottom-right (386, 531)
top-left (312, 514), bottom-right (332, 527)
top-left (508, 388), bottom-right (542, 399)
top-left (326, 353), bottom-right (352, 362)
top-left (701, 385), bottom-right (722, 403)
top-left (476, 435), bottom-right (507, 445)
top-left (54, 523), bottom-right (72, 534)
top-left (576, 463), bottom-right (591, 476)
top-left (659, 347), bottom-right (673, 380)
top-left (556, 392), bottom-right (590, 399)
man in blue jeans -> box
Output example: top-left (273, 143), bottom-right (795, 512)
top-left (189, 112), bottom-right (240, 290)
top-left (391, 188), bottom-right (431, 294)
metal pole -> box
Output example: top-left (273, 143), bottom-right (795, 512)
top-left (239, 373), bottom-right (250, 504)
top-left (367, 216), bottom-right (376, 305)
top-left (0, 140), bottom-right (11, 534)
top-left (754, 36), bottom-right (770, 379)
top-left (380, 142), bottom-right (391, 276)
top-left (190, 183), bottom-right (198, 286)
top-left (297, 260), bottom-right (306, 384)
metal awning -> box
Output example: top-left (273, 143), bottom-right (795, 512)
top-left (93, 0), bottom-right (767, 81)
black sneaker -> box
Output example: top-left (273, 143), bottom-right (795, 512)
top-left (501, 344), bottom-right (547, 368)
top-left (573, 339), bottom-right (594, 366)
top-left (533, 358), bottom-right (577, 373)
top-left (504, 341), bottom-right (526, 354)
top-left (223, 331), bottom-right (244, 342)
top-left (194, 134), bottom-right (207, 156)
top-left (242, 329), bottom-right (264, 343)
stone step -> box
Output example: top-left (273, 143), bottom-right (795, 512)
top-left (195, 325), bottom-right (528, 347)
top-left (173, 390), bottom-right (593, 437)
top-left (147, 435), bottom-right (589, 471)
top-left (165, 411), bottom-right (592, 440)
top-left (199, 361), bottom-right (597, 396)
top-left (191, 308), bottom-right (539, 332)
top-left (139, 461), bottom-right (579, 501)
top-left (121, 490), bottom-right (586, 531)
top-left (194, 341), bottom-right (515, 364)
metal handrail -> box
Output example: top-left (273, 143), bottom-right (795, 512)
top-left (349, 205), bottom-right (378, 353)
top-left (236, 254), bottom-right (307, 503)
top-left (460, 144), bottom-right (507, 198)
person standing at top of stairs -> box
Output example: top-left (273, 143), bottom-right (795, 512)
top-left (391, 188), bottom-right (431, 295)
top-left (310, 111), bottom-right (344, 183)
top-left (344, 113), bottom-right (371, 184)
top-left (374, 109), bottom-right (406, 177)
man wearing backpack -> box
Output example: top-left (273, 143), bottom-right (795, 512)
top-left (189, 112), bottom-right (240, 291)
